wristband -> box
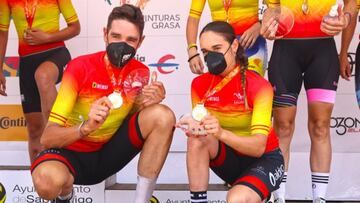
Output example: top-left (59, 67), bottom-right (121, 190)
top-left (188, 53), bottom-right (200, 62)
top-left (187, 43), bottom-right (197, 51)
top-left (78, 120), bottom-right (87, 138)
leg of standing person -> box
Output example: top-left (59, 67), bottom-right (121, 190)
top-left (25, 61), bottom-right (60, 163)
top-left (308, 102), bottom-right (333, 203)
top-left (271, 106), bottom-right (296, 202)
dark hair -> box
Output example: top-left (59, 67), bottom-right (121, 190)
top-left (107, 4), bottom-right (145, 36)
top-left (200, 21), bottom-right (249, 109)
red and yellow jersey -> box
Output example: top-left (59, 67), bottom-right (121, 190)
top-left (191, 70), bottom-right (278, 153)
top-left (268, 0), bottom-right (336, 38)
top-left (0, 0), bottom-right (78, 56)
top-left (189, 0), bottom-right (262, 35)
top-left (49, 51), bottom-right (149, 152)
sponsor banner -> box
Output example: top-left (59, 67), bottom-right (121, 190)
top-left (106, 190), bottom-right (227, 203)
top-left (0, 170), bottom-right (104, 203)
top-left (0, 105), bottom-right (27, 141)
top-left (2, 57), bottom-right (19, 77)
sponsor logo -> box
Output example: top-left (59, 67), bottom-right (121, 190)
top-left (346, 52), bottom-right (356, 76)
top-left (233, 92), bottom-right (244, 104)
top-left (144, 14), bottom-right (181, 30)
top-left (0, 117), bottom-right (26, 129)
top-left (3, 56), bottom-right (19, 77)
top-left (148, 54), bottom-right (179, 74)
top-left (269, 164), bottom-right (284, 187)
top-left (330, 117), bottom-right (360, 136)
top-left (92, 82), bottom-right (109, 90)
top-left (12, 184), bottom-right (94, 203)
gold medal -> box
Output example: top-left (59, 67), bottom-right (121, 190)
top-left (302, 0), bottom-right (309, 15)
top-left (192, 104), bottom-right (207, 121)
top-left (108, 91), bottom-right (123, 109)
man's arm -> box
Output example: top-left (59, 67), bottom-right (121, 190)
top-left (339, 0), bottom-right (359, 80)
top-left (0, 31), bottom-right (8, 96)
top-left (41, 97), bottom-right (112, 149)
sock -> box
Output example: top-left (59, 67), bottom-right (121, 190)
top-left (58, 190), bottom-right (73, 200)
top-left (190, 191), bottom-right (207, 203)
top-left (134, 175), bottom-right (157, 203)
top-left (311, 172), bottom-right (329, 200)
top-left (273, 172), bottom-right (287, 200)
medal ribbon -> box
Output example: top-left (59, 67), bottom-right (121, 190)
top-left (24, 0), bottom-right (38, 28)
top-left (104, 54), bottom-right (126, 93)
top-left (200, 66), bottom-right (240, 103)
top-left (223, 0), bottom-right (232, 22)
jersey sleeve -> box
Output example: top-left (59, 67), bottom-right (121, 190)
top-left (249, 77), bottom-right (274, 136)
top-left (49, 59), bottom-right (84, 126)
top-left (0, 0), bottom-right (11, 31)
top-left (267, 0), bottom-right (280, 8)
top-left (357, 0), bottom-right (360, 10)
top-left (189, 0), bottom-right (206, 19)
top-left (191, 77), bottom-right (203, 108)
top-left (58, 0), bottom-right (79, 24)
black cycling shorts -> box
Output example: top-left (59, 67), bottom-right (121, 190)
top-left (19, 47), bottom-right (71, 113)
top-left (30, 113), bottom-right (144, 185)
top-left (210, 142), bottom-right (284, 200)
top-left (268, 38), bottom-right (340, 107)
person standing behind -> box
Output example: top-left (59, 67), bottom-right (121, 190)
top-left (0, 0), bottom-right (80, 163)
top-left (261, 0), bottom-right (357, 202)
top-left (187, 0), bottom-right (268, 77)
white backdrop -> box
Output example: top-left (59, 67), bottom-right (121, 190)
top-left (1, 0), bottom-right (360, 200)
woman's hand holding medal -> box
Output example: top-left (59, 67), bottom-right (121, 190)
top-left (176, 111), bottom-right (223, 138)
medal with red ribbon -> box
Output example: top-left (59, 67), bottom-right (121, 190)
top-left (192, 66), bottom-right (240, 121)
top-left (104, 54), bottom-right (126, 109)
top-left (223, 0), bottom-right (232, 22)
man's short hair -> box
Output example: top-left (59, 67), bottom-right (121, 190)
top-left (107, 4), bottom-right (145, 36)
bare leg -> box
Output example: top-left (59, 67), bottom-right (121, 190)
top-left (187, 134), bottom-right (218, 191)
top-left (272, 106), bottom-right (297, 171)
top-left (35, 61), bottom-right (59, 121)
top-left (227, 185), bottom-right (262, 203)
top-left (308, 102), bottom-right (333, 173)
top-left (137, 104), bottom-right (175, 178)
top-left (32, 161), bottom-right (74, 200)
top-left (24, 113), bottom-right (45, 163)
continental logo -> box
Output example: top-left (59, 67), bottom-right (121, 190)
top-left (0, 105), bottom-right (28, 141)
top-left (0, 117), bottom-right (26, 129)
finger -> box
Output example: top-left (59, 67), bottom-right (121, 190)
top-left (150, 71), bottom-right (157, 84)
top-left (244, 36), bottom-right (254, 49)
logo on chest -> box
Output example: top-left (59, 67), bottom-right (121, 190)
top-left (92, 82), bottom-right (109, 90)
top-left (233, 92), bottom-right (244, 105)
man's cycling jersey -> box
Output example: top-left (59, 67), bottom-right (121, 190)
top-left (191, 68), bottom-right (278, 152)
top-left (0, 0), bottom-right (78, 56)
top-left (49, 51), bottom-right (149, 152)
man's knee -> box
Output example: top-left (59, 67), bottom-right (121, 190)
top-left (32, 167), bottom-right (63, 199)
top-left (143, 104), bottom-right (176, 127)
